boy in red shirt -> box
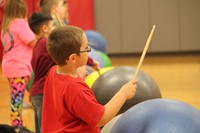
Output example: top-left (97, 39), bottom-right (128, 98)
top-left (42, 26), bottom-right (137, 133)
top-left (29, 12), bottom-right (90, 133)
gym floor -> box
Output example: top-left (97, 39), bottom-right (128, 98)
top-left (0, 52), bottom-right (200, 132)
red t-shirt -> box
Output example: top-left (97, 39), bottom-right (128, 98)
top-left (30, 37), bottom-right (56, 97)
top-left (42, 66), bottom-right (105, 133)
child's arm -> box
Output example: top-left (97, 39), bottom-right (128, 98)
top-left (76, 66), bottom-right (88, 79)
top-left (87, 57), bottom-right (100, 71)
top-left (90, 59), bottom-right (100, 72)
top-left (28, 39), bottom-right (37, 48)
top-left (97, 79), bottom-right (137, 127)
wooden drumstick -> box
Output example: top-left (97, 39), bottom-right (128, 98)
top-left (133, 25), bottom-right (156, 80)
top-left (53, 10), bottom-right (63, 26)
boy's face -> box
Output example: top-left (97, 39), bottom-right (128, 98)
top-left (76, 33), bottom-right (91, 67)
top-left (46, 20), bottom-right (55, 35)
top-left (54, 0), bottom-right (68, 21)
top-left (43, 20), bottom-right (55, 36)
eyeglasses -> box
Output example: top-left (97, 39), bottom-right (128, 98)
top-left (79, 45), bottom-right (91, 53)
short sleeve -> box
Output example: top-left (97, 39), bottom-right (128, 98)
top-left (71, 88), bottom-right (105, 126)
top-left (17, 19), bottom-right (35, 45)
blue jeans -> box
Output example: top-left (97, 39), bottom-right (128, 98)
top-left (31, 95), bottom-right (43, 133)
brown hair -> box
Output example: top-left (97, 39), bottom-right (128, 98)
top-left (47, 26), bottom-right (84, 66)
top-left (39, 0), bottom-right (59, 14)
top-left (28, 12), bottom-right (53, 35)
top-left (2, 0), bottom-right (27, 32)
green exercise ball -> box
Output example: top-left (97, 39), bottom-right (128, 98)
top-left (97, 51), bottom-right (112, 67)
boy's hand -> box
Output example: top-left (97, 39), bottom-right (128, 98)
top-left (92, 60), bottom-right (100, 72)
top-left (77, 66), bottom-right (88, 79)
top-left (119, 79), bottom-right (137, 100)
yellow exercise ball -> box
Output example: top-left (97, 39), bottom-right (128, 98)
top-left (85, 67), bottom-right (114, 88)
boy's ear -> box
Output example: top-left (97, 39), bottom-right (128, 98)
top-left (67, 54), bottom-right (77, 63)
top-left (42, 24), bottom-right (48, 33)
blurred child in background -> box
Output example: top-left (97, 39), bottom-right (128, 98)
top-left (28, 12), bottom-right (55, 133)
top-left (39, 0), bottom-right (100, 72)
top-left (1, 0), bottom-right (36, 132)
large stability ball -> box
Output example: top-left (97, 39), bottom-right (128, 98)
top-left (110, 99), bottom-right (200, 133)
top-left (97, 51), bottom-right (112, 67)
top-left (101, 114), bottom-right (122, 133)
top-left (92, 66), bottom-right (161, 114)
top-left (85, 30), bottom-right (107, 53)
top-left (85, 67), bottom-right (113, 88)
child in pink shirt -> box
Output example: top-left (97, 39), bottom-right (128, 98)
top-left (1, 0), bottom-right (36, 132)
